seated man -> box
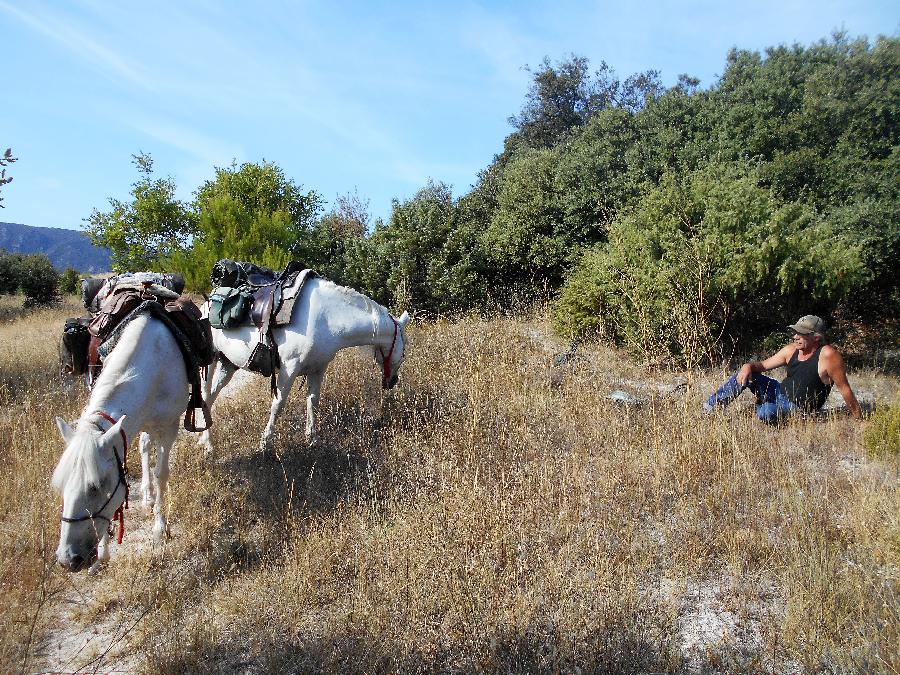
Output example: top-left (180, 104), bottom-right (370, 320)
top-left (704, 315), bottom-right (863, 423)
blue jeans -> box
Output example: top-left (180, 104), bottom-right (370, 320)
top-left (704, 373), bottom-right (798, 424)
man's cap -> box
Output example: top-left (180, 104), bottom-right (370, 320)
top-left (787, 315), bottom-right (825, 335)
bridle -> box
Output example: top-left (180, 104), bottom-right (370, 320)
top-left (59, 411), bottom-right (129, 544)
top-left (378, 316), bottom-right (400, 384)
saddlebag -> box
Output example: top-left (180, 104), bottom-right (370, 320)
top-left (208, 287), bottom-right (252, 329)
top-left (60, 317), bottom-right (91, 375)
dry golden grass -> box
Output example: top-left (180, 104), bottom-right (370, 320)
top-left (1, 300), bottom-right (898, 673)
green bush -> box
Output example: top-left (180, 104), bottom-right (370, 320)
top-left (58, 268), bottom-right (81, 295)
top-left (862, 400), bottom-right (899, 459)
top-left (0, 251), bottom-right (22, 294)
top-left (17, 254), bottom-right (60, 307)
top-left (168, 161), bottom-right (323, 292)
top-left (551, 163), bottom-right (865, 366)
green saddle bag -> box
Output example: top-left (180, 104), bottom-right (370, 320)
top-left (208, 286), bottom-right (251, 329)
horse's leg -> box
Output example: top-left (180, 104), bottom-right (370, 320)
top-left (304, 370), bottom-right (325, 447)
top-left (198, 355), bottom-right (238, 455)
top-left (151, 427), bottom-right (177, 542)
top-left (260, 368), bottom-right (303, 453)
top-left (139, 432), bottom-right (155, 506)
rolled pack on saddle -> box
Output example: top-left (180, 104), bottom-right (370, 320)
top-left (62, 273), bottom-right (186, 378)
top-left (207, 259), bottom-right (317, 379)
top-left (59, 272), bottom-right (214, 432)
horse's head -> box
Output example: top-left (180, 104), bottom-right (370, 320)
top-left (51, 415), bottom-right (128, 572)
top-left (376, 311), bottom-right (410, 389)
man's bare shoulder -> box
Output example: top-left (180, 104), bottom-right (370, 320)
top-left (776, 343), bottom-right (798, 360)
top-left (819, 344), bottom-right (845, 363)
top-left (762, 343), bottom-right (796, 369)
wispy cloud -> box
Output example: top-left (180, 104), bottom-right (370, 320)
top-left (126, 114), bottom-right (245, 170)
top-left (0, 1), bottom-right (158, 93)
top-left (458, 3), bottom-right (535, 89)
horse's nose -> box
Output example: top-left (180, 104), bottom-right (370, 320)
top-left (57, 552), bottom-right (84, 572)
top-left (57, 546), bottom-right (92, 572)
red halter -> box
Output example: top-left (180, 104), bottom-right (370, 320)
top-left (379, 317), bottom-right (399, 383)
top-left (93, 411), bottom-right (129, 544)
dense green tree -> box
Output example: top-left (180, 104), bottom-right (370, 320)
top-left (313, 190), bottom-right (372, 283)
top-left (480, 148), bottom-right (566, 292)
top-left (507, 55), bottom-right (599, 151)
top-left (553, 107), bottom-right (642, 242)
top-left (0, 250), bottom-right (21, 294)
top-left (84, 153), bottom-right (193, 272)
top-left (705, 33), bottom-right (899, 320)
top-left (341, 181), bottom-right (488, 314)
top-left (507, 56), bottom-right (661, 153)
top-left (369, 181), bottom-right (458, 312)
top-left (171, 161), bottom-right (323, 291)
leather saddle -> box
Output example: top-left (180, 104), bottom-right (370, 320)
top-left (213, 262), bottom-right (315, 381)
top-left (247, 263), bottom-right (312, 329)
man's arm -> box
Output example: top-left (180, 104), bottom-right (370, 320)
top-left (736, 345), bottom-right (795, 386)
top-left (821, 346), bottom-right (863, 421)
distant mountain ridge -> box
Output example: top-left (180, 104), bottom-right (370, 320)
top-left (0, 221), bottom-right (111, 272)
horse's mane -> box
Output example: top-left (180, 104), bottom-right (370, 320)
top-left (88, 315), bottom-right (159, 403)
top-left (51, 423), bottom-right (107, 493)
top-left (321, 278), bottom-right (390, 318)
top-left (88, 365), bottom-right (142, 405)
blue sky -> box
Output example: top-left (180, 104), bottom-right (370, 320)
top-left (1, 1), bottom-right (896, 231)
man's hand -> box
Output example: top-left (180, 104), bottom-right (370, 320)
top-left (736, 363), bottom-right (754, 386)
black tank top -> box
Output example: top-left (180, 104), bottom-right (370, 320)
top-left (781, 347), bottom-right (832, 411)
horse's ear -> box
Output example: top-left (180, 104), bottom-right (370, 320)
top-left (100, 415), bottom-right (127, 448)
top-left (55, 417), bottom-right (76, 444)
top-left (397, 311), bottom-right (410, 329)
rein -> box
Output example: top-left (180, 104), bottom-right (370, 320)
top-left (378, 317), bottom-right (399, 383)
top-left (59, 411), bottom-right (129, 544)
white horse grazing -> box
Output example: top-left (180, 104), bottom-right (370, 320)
top-left (52, 315), bottom-right (189, 572)
top-left (199, 276), bottom-right (409, 454)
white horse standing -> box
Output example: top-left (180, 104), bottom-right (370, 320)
top-left (52, 315), bottom-right (189, 571)
top-left (199, 276), bottom-right (409, 454)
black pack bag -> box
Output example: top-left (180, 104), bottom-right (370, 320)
top-left (211, 259), bottom-right (277, 288)
top-left (61, 317), bottom-right (91, 375)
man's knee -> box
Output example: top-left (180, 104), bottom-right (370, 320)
top-left (756, 403), bottom-right (781, 424)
